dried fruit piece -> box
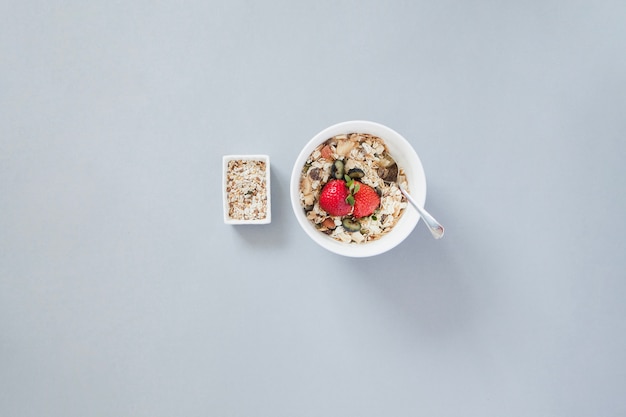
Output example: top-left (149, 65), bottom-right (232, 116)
top-left (347, 168), bottom-right (365, 179)
top-left (331, 160), bottom-right (345, 179)
top-left (308, 167), bottom-right (322, 181)
top-left (342, 218), bottom-right (361, 232)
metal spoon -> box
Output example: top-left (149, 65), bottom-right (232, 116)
top-left (378, 157), bottom-right (445, 239)
top-left (398, 183), bottom-right (444, 239)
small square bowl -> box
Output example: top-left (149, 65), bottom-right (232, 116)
top-left (223, 155), bottom-right (271, 224)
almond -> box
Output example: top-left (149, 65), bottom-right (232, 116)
top-left (322, 217), bottom-right (336, 229)
top-left (321, 144), bottom-right (333, 160)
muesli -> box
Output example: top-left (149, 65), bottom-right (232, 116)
top-left (299, 133), bottom-right (408, 244)
top-left (226, 159), bottom-right (268, 221)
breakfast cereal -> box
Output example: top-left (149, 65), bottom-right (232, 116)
top-left (298, 133), bottom-right (408, 243)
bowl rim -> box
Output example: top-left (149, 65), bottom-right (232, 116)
top-left (290, 120), bottom-right (426, 257)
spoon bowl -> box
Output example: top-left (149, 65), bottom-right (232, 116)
top-left (379, 156), bottom-right (444, 239)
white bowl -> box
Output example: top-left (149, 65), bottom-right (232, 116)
top-left (290, 121), bottom-right (426, 257)
top-left (223, 154), bottom-right (271, 224)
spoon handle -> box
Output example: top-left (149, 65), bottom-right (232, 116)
top-left (399, 185), bottom-right (445, 239)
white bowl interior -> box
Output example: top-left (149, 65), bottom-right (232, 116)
top-left (290, 121), bottom-right (426, 257)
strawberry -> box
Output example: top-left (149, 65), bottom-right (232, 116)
top-left (352, 182), bottom-right (380, 218)
top-left (319, 179), bottom-right (352, 216)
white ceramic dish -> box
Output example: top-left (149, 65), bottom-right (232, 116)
top-left (290, 121), bottom-right (426, 257)
top-left (223, 154), bottom-right (271, 225)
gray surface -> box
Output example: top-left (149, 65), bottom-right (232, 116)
top-left (1, 1), bottom-right (625, 416)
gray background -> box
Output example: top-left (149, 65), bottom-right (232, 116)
top-left (1, 1), bottom-right (625, 416)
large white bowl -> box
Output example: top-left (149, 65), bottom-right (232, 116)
top-left (290, 120), bottom-right (427, 257)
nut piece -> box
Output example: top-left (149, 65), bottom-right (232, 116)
top-left (336, 139), bottom-right (355, 157)
top-left (321, 217), bottom-right (336, 230)
top-left (321, 145), bottom-right (333, 160)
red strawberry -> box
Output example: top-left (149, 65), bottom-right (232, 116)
top-left (352, 182), bottom-right (380, 218)
top-left (319, 179), bottom-right (352, 216)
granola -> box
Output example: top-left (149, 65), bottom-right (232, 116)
top-left (226, 159), bottom-right (268, 220)
top-left (299, 133), bottom-right (408, 243)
